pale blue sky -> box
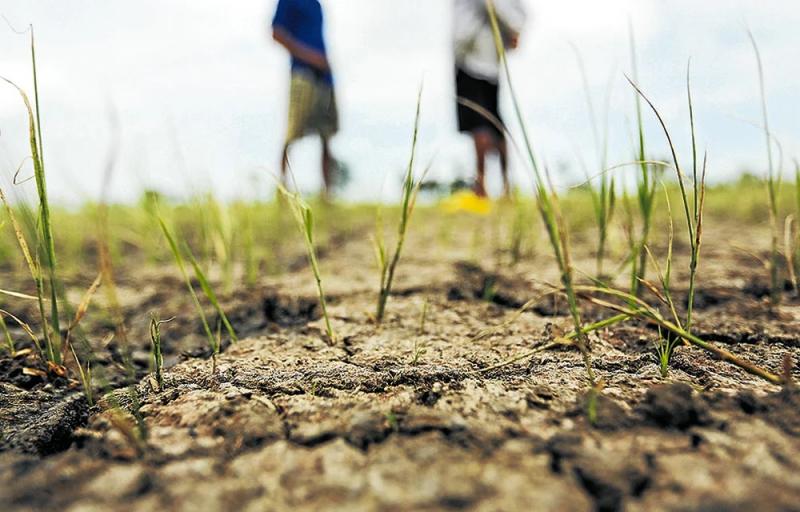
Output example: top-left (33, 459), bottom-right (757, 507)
top-left (0, 0), bottom-right (798, 203)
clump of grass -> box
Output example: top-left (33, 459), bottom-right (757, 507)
top-left (625, 61), bottom-right (707, 376)
top-left (149, 313), bottom-right (172, 389)
top-left (748, 30), bottom-right (781, 304)
top-left (374, 88), bottom-right (425, 323)
top-left (1, 30), bottom-right (62, 364)
top-left (277, 185), bottom-right (335, 343)
top-left (486, 0), bottom-right (595, 386)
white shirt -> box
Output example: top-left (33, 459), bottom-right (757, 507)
top-left (453, 0), bottom-right (527, 83)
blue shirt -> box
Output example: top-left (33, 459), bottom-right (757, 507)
top-left (272, 0), bottom-right (333, 84)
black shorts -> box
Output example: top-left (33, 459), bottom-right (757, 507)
top-left (456, 67), bottom-right (504, 139)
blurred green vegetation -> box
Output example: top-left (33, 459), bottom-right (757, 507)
top-left (0, 173), bottom-right (790, 287)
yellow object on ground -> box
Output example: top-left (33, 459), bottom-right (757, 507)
top-left (440, 190), bottom-right (493, 215)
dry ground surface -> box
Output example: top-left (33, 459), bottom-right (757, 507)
top-left (1, 210), bottom-right (799, 512)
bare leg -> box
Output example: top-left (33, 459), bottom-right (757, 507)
top-left (472, 130), bottom-right (493, 197)
top-left (498, 137), bottom-right (510, 197)
top-left (321, 137), bottom-right (332, 200)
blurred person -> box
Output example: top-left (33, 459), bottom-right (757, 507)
top-left (272, 0), bottom-right (338, 197)
top-left (454, 0), bottom-right (527, 197)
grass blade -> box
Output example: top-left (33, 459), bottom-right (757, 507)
top-left (157, 215), bottom-right (217, 354)
top-left (376, 85), bottom-right (425, 322)
top-left (185, 246), bottom-right (238, 343)
top-left (277, 184), bottom-right (335, 343)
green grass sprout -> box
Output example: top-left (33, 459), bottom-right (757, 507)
top-left (1, 31), bottom-right (62, 363)
top-left (277, 184), bottom-right (336, 343)
top-left (149, 313), bottom-right (173, 389)
top-left (626, 69), bottom-right (707, 323)
top-left (375, 86), bottom-right (426, 323)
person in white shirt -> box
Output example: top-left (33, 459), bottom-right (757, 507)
top-left (453, 0), bottom-right (527, 197)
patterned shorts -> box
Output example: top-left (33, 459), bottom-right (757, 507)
top-left (286, 69), bottom-right (339, 144)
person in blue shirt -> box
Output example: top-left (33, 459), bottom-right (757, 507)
top-left (272, 0), bottom-right (338, 197)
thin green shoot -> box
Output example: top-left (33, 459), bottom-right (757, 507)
top-left (277, 184), bottom-right (335, 343)
top-left (0, 75), bottom-right (62, 363)
top-left (375, 86), bottom-right (425, 323)
top-left (625, 64), bottom-right (707, 334)
top-left (684, 62), bottom-right (707, 331)
top-left (186, 246), bottom-right (238, 343)
top-left (654, 326), bottom-right (680, 379)
top-left (642, 189), bottom-right (682, 377)
top-left (747, 30), bottom-right (781, 304)
top-left (27, 27), bottom-right (62, 360)
top-left (157, 215), bottom-right (218, 355)
top-left (149, 313), bottom-right (173, 389)
top-left (30, 27), bottom-right (61, 363)
top-left (486, 0), bottom-right (595, 385)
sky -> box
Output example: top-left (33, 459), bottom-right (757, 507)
top-left (0, 0), bottom-right (798, 204)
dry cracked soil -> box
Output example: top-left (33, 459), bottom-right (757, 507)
top-left (1, 214), bottom-right (800, 512)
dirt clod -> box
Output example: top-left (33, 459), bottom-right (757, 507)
top-left (637, 383), bottom-right (710, 430)
top-left (0, 384), bottom-right (88, 455)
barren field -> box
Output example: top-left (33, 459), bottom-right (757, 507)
top-left (1, 202), bottom-right (799, 512)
